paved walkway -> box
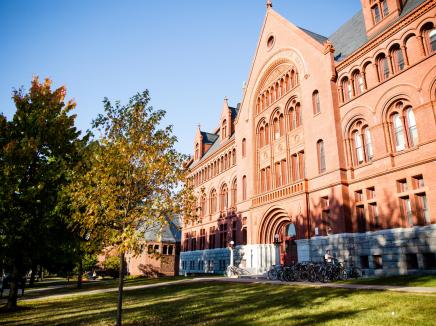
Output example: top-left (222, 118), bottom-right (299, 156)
top-left (12, 277), bottom-right (435, 303)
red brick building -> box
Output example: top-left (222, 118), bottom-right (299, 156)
top-left (181, 0), bottom-right (436, 276)
top-left (126, 219), bottom-right (181, 277)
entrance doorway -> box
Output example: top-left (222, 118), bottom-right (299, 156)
top-left (279, 223), bottom-right (298, 266)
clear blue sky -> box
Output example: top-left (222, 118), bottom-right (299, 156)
top-left (0, 0), bottom-right (361, 155)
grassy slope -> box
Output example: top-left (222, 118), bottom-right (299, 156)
top-left (1, 282), bottom-right (435, 326)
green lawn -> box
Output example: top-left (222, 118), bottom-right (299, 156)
top-left (18, 276), bottom-right (189, 300)
top-left (1, 281), bottom-right (435, 325)
top-left (337, 274), bottom-right (436, 287)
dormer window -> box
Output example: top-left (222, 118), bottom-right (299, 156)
top-left (371, 0), bottom-right (389, 25)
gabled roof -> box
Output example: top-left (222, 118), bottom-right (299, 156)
top-left (201, 131), bottom-right (219, 144)
top-left (329, 11), bottom-right (367, 62)
top-left (298, 27), bottom-right (328, 45)
top-left (143, 217), bottom-right (181, 243)
top-left (330, 0), bottom-right (428, 62)
top-left (230, 103), bottom-right (241, 120)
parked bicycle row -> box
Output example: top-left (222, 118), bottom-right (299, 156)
top-left (267, 260), bottom-right (361, 283)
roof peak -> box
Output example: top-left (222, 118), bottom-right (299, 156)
top-left (266, 0), bottom-right (272, 10)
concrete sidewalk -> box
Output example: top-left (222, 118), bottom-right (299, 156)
top-left (11, 276), bottom-right (435, 303)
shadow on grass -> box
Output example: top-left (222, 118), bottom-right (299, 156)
top-left (1, 281), bottom-right (435, 325)
top-left (0, 282), bottom-right (361, 325)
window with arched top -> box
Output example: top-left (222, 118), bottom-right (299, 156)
top-left (242, 138), bottom-right (246, 157)
top-left (273, 117), bottom-right (280, 140)
top-left (210, 189), bottom-right (217, 214)
top-left (317, 140), bottom-right (326, 173)
top-left (421, 22), bottom-right (436, 55)
top-left (312, 90), bottom-right (320, 114)
top-left (388, 101), bottom-right (419, 152)
top-left (371, 0), bottom-right (388, 24)
top-left (430, 29), bottom-right (436, 52)
top-left (349, 120), bottom-right (374, 166)
top-left (257, 121), bottom-right (269, 149)
top-left (195, 143), bottom-right (200, 160)
top-left (341, 77), bottom-right (353, 102)
top-left (222, 120), bottom-right (227, 139)
top-left (390, 44), bottom-right (405, 73)
top-left (352, 70), bottom-right (365, 96)
top-left (220, 184), bottom-right (228, 211)
top-left (377, 53), bottom-right (390, 81)
top-left (288, 102), bottom-right (302, 131)
top-left (231, 178), bottom-right (237, 207)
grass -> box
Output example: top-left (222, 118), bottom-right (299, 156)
top-left (1, 281), bottom-right (435, 325)
top-left (337, 274), bottom-right (436, 287)
top-left (14, 276), bottom-right (190, 300)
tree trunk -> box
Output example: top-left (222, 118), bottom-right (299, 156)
top-left (29, 262), bottom-right (37, 287)
top-left (77, 260), bottom-right (83, 289)
top-left (116, 252), bottom-right (125, 326)
top-left (38, 265), bottom-right (43, 281)
top-left (6, 264), bottom-right (19, 310)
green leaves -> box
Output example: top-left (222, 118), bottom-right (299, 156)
top-left (69, 90), bottom-right (195, 257)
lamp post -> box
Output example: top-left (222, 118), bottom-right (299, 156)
top-left (229, 240), bottom-right (235, 267)
top-left (274, 234), bottom-right (282, 267)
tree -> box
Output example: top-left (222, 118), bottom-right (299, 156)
top-left (68, 90), bottom-right (196, 326)
top-left (0, 77), bottom-right (84, 309)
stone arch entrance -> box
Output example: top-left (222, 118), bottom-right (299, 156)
top-left (258, 207), bottom-right (298, 266)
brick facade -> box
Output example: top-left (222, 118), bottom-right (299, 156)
top-left (181, 0), bottom-right (436, 276)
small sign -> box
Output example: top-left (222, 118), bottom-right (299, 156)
top-left (315, 227), bottom-right (319, 236)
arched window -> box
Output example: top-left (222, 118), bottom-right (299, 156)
top-left (371, 0), bottom-right (388, 24)
top-left (210, 189), bottom-right (217, 214)
top-left (289, 107), bottom-right (296, 130)
top-left (341, 77), bottom-right (352, 102)
top-left (406, 107), bottom-right (418, 147)
top-left (317, 140), bottom-right (326, 173)
top-left (257, 121), bottom-right (269, 148)
top-left (392, 113), bottom-right (406, 151)
top-left (363, 127), bottom-right (373, 161)
top-left (231, 178), bottom-right (237, 207)
top-left (349, 120), bottom-right (374, 166)
top-left (377, 54), bottom-right (390, 81)
top-left (195, 143), bottom-right (200, 160)
top-left (430, 29), bottom-right (436, 53)
top-left (232, 148), bottom-right (236, 165)
top-left (273, 117), bottom-right (280, 140)
top-left (242, 176), bottom-right (247, 200)
top-left (242, 138), bottom-right (246, 157)
top-left (390, 44), bottom-right (405, 73)
top-left (295, 103), bottom-right (302, 127)
top-left (422, 23), bottom-right (436, 54)
top-left (312, 90), bottom-right (320, 114)
top-left (222, 120), bottom-right (227, 139)
top-left (220, 184), bottom-right (228, 211)
top-left (279, 114), bottom-right (285, 136)
top-left (353, 70), bottom-right (365, 96)
top-left (259, 126), bottom-right (264, 148)
top-left (354, 131), bottom-right (364, 164)
top-left (265, 124), bottom-right (269, 145)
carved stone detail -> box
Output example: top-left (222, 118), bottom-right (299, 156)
top-left (259, 146), bottom-right (270, 169)
top-left (273, 137), bottom-right (287, 160)
top-left (288, 129), bottom-right (304, 150)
